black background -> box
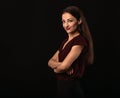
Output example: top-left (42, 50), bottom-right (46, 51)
top-left (0, 0), bottom-right (120, 98)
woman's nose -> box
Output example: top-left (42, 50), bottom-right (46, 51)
top-left (64, 22), bottom-right (69, 27)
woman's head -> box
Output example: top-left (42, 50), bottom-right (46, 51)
top-left (61, 6), bottom-right (82, 34)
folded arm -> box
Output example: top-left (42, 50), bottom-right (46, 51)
top-left (48, 50), bottom-right (62, 69)
top-left (54, 45), bottom-right (84, 73)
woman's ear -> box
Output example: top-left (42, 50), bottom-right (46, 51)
top-left (78, 19), bottom-right (82, 25)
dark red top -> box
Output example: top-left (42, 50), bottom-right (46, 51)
top-left (56, 35), bottom-right (88, 80)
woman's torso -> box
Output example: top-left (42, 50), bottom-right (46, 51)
top-left (56, 35), bottom-right (88, 80)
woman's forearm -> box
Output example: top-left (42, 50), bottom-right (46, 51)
top-left (48, 59), bottom-right (61, 69)
top-left (54, 66), bottom-right (68, 73)
top-left (53, 63), bottom-right (68, 73)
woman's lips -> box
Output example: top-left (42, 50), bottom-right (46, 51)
top-left (66, 27), bottom-right (70, 30)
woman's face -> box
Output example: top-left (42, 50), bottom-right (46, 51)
top-left (62, 12), bottom-right (80, 34)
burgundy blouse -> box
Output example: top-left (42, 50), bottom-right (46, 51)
top-left (56, 35), bottom-right (88, 80)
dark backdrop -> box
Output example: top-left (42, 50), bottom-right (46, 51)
top-left (0, 0), bottom-right (119, 98)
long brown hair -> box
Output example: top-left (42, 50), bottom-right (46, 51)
top-left (62, 6), bottom-right (94, 65)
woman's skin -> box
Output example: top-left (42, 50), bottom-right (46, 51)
top-left (48, 12), bottom-right (84, 74)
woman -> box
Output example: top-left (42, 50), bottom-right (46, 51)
top-left (48, 5), bottom-right (94, 98)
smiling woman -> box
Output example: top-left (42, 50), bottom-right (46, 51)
top-left (48, 5), bottom-right (94, 98)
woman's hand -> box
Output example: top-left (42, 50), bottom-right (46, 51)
top-left (66, 68), bottom-right (74, 75)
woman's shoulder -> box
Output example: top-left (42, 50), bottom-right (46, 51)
top-left (73, 35), bottom-right (88, 46)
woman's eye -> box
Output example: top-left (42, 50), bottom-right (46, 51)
top-left (62, 21), bottom-right (65, 24)
top-left (68, 20), bottom-right (73, 22)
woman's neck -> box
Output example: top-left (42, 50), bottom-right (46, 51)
top-left (68, 32), bottom-right (80, 41)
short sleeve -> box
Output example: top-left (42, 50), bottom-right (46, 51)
top-left (73, 35), bottom-right (88, 47)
